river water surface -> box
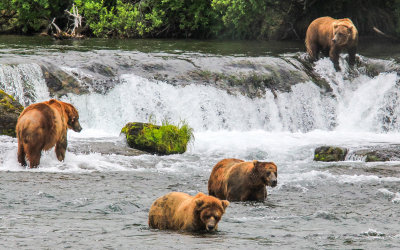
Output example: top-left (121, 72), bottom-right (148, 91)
top-left (1, 36), bottom-right (400, 249)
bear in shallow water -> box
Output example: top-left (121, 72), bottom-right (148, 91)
top-left (305, 16), bottom-right (358, 71)
top-left (208, 158), bottom-right (278, 201)
top-left (148, 192), bottom-right (229, 232)
top-left (16, 99), bottom-right (82, 168)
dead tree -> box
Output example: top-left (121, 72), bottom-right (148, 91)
top-left (48, 4), bottom-right (84, 39)
top-left (65, 4), bottom-right (83, 38)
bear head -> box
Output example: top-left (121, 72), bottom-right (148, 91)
top-left (332, 19), bottom-right (356, 46)
top-left (253, 160), bottom-right (278, 187)
top-left (63, 102), bottom-right (82, 132)
top-left (194, 192), bottom-right (229, 232)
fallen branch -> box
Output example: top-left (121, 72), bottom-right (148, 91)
top-left (48, 4), bottom-right (84, 39)
top-left (373, 26), bottom-right (400, 42)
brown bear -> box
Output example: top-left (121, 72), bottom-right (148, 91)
top-left (208, 158), bottom-right (278, 202)
top-left (148, 192), bottom-right (229, 232)
top-left (305, 16), bottom-right (358, 71)
top-left (16, 99), bottom-right (82, 168)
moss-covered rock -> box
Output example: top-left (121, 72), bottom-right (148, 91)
top-left (352, 149), bottom-right (391, 162)
top-left (314, 146), bottom-right (348, 162)
top-left (0, 90), bottom-right (24, 137)
top-left (121, 121), bottom-right (194, 155)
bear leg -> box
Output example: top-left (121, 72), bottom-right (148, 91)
top-left (308, 43), bottom-right (320, 62)
top-left (26, 145), bottom-right (42, 168)
top-left (329, 48), bottom-right (340, 71)
top-left (348, 46), bottom-right (357, 66)
top-left (17, 142), bottom-right (27, 166)
top-left (55, 137), bottom-right (67, 161)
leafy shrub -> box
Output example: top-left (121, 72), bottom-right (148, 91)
top-left (74, 0), bottom-right (217, 38)
top-left (0, 0), bottom-right (72, 33)
top-left (211, 0), bottom-right (284, 39)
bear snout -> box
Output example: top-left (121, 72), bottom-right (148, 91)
top-left (266, 173), bottom-right (277, 187)
top-left (73, 122), bottom-right (82, 132)
top-left (332, 38), bottom-right (337, 43)
top-left (206, 224), bottom-right (215, 231)
top-left (205, 218), bottom-right (217, 231)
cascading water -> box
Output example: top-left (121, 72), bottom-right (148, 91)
top-left (0, 63), bottom-right (50, 106)
top-left (54, 56), bottom-right (399, 135)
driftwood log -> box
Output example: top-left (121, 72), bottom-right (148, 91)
top-left (48, 4), bottom-right (84, 39)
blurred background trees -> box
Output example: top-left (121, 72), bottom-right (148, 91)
top-left (1, 0), bottom-right (399, 40)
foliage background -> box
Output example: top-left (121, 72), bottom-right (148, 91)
top-left (0, 0), bottom-right (400, 39)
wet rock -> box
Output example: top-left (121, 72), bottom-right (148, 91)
top-left (314, 146), bottom-right (348, 162)
top-left (121, 122), bottom-right (193, 155)
top-left (68, 138), bottom-right (146, 156)
top-left (315, 144), bottom-right (400, 162)
top-left (351, 146), bottom-right (400, 162)
top-left (0, 90), bottom-right (24, 137)
top-left (40, 63), bottom-right (88, 97)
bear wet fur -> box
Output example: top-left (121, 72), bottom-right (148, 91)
top-left (148, 192), bottom-right (229, 232)
top-left (305, 16), bottom-right (358, 71)
top-left (16, 99), bottom-right (82, 168)
top-left (208, 159), bottom-right (278, 202)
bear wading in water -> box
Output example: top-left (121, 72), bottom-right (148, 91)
top-left (208, 159), bottom-right (278, 202)
top-left (16, 99), bottom-right (82, 168)
top-left (148, 192), bottom-right (229, 232)
top-left (305, 16), bottom-right (358, 71)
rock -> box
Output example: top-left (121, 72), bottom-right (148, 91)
top-left (314, 146), bottom-right (348, 162)
top-left (120, 122), bottom-right (193, 155)
top-left (68, 137), bottom-right (147, 156)
top-left (351, 147), bottom-right (400, 162)
top-left (0, 90), bottom-right (24, 137)
top-left (40, 63), bottom-right (89, 98)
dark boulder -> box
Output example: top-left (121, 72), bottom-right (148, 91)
top-left (314, 146), bottom-right (348, 162)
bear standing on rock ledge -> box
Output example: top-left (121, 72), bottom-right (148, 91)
top-left (305, 16), bottom-right (358, 71)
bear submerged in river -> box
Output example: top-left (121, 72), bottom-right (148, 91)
top-left (305, 16), bottom-right (358, 71)
top-left (148, 192), bottom-right (229, 232)
top-left (208, 159), bottom-right (278, 202)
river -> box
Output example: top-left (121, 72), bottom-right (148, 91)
top-left (1, 36), bottom-right (400, 249)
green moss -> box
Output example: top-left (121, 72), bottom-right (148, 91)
top-left (314, 146), bottom-right (348, 162)
top-left (0, 89), bottom-right (24, 113)
top-left (121, 120), bottom-right (194, 155)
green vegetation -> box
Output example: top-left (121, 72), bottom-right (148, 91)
top-left (0, 0), bottom-right (72, 33)
top-left (0, 90), bottom-right (24, 137)
top-left (1, 0), bottom-right (400, 39)
top-left (121, 120), bottom-right (194, 155)
top-left (0, 90), bottom-right (23, 113)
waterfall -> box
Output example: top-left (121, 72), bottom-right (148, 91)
top-left (0, 63), bottom-right (50, 106)
top-left (2, 56), bottom-right (399, 135)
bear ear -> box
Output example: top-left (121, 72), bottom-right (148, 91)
top-left (195, 192), bottom-right (206, 198)
top-left (253, 160), bottom-right (259, 167)
top-left (195, 199), bottom-right (204, 207)
top-left (221, 200), bottom-right (229, 210)
top-left (49, 99), bottom-right (57, 104)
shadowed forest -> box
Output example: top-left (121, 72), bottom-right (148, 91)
top-left (1, 0), bottom-right (400, 40)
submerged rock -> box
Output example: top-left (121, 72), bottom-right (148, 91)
top-left (0, 90), bottom-right (24, 137)
top-left (314, 144), bottom-right (400, 162)
top-left (314, 146), bottom-right (348, 162)
top-left (121, 122), bottom-right (194, 155)
top-left (351, 147), bottom-right (400, 162)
